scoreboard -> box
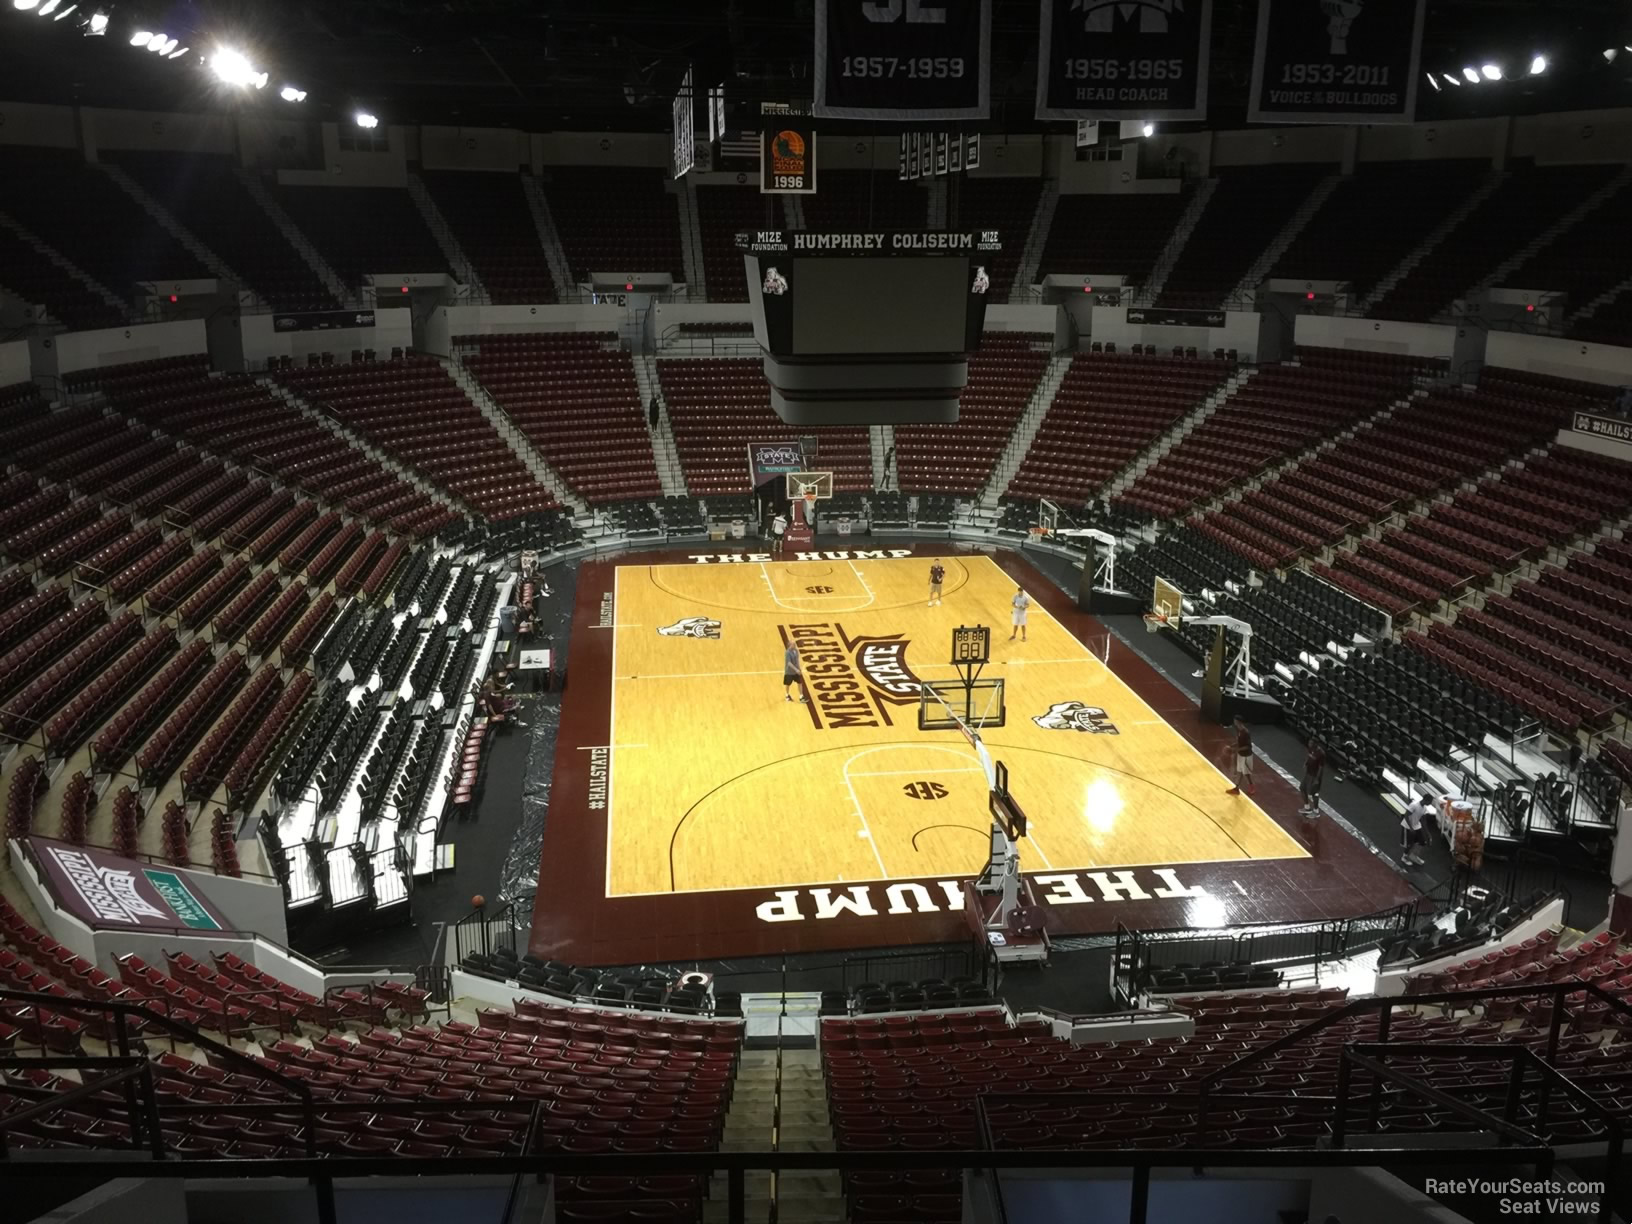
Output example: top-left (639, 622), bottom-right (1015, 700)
top-left (738, 229), bottom-right (1000, 425)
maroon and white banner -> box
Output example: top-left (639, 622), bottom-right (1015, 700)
top-left (26, 836), bottom-right (230, 932)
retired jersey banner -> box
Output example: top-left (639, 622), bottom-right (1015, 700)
top-left (1248, 0), bottom-right (1425, 124)
top-left (1037, 0), bottom-right (1213, 121)
top-left (814, 0), bottom-right (991, 120)
top-left (761, 122), bottom-right (818, 194)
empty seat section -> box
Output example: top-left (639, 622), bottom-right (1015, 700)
top-left (542, 167), bottom-right (683, 283)
top-left (421, 171), bottom-right (556, 305)
top-left (462, 332), bottom-right (660, 503)
top-left (273, 184), bottom-right (450, 292)
top-left (697, 184), bottom-right (777, 302)
top-left (1038, 188), bottom-right (1191, 284)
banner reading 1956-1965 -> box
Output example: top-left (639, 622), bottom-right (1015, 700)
top-left (1248, 0), bottom-right (1426, 125)
top-left (1036, 0), bottom-right (1212, 121)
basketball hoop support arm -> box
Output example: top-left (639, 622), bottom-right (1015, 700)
top-left (1183, 614), bottom-right (1255, 697)
top-left (1051, 527), bottom-right (1118, 592)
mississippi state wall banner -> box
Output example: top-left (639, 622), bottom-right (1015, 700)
top-left (1248, 0), bottom-right (1426, 125)
top-left (1037, 0), bottom-right (1213, 121)
top-left (814, 0), bottom-right (991, 120)
top-left (761, 122), bottom-right (818, 194)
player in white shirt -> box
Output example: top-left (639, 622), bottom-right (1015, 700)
top-left (1009, 586), bottom-right (1030, 642)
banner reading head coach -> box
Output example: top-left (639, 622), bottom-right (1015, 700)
top-left (1036, 0), bottom-right (1213, 121)
top-left (814, 0), bottom-right (991, 121)
top-left (1248, 0), bottom-right (1426, 125)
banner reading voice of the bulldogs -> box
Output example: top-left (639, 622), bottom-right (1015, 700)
top-left (814, 0), bottom-right (991, 120)
top-left (1248, 0), bottom-right (1426, 125)
top-left (1037, 0), bottom-right (1213, 121)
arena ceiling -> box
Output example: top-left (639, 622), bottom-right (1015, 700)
top-left (0, 0), bottom-right (1629, 133)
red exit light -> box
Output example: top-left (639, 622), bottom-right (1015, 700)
top-left (625, 282), bottom-right (634, 292)
top-left (1526, 304), bottom-right (1536, 312)
top-left (400, 286), bottom-right (409, 294)
top-left (1306, 292), bottom-right (1315, 300)
top-left (1082, 285), bottom-right (1092, 293)
top-left (169, 294), bottom-right (177, 303)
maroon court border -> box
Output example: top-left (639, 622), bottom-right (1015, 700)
top-left (529, 544), bottom-right (1416, 966)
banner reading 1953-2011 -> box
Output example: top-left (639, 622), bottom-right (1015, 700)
top-left (1036, 0), bottom-right (1212, 121)
top-left (1248, 0), bottom-right (1426, 125)
top-left (814, 0), bottom-right (991, 121)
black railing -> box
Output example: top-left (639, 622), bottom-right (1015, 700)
top-left (1113, 901), bottom-right (1421, 1004)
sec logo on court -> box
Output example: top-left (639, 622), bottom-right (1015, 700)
top-left (1033, 701), bottom-right (1120, 734)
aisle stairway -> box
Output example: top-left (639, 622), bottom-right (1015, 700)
top-left (714, 1047), bottom-right (840, 1223)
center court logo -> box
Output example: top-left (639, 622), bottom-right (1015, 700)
top-left (658, 616), bottom-right (721, 639)
top-left (1033, 701), bottom-right (1120, 734)
top-left (786, 622), bottom-right (925, 730)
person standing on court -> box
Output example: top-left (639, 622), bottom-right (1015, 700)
top-left (928, 562), bottom-right (945, 607)
top-left (771, 510), bottom-right (788, 556)
top-left (1299, 738), bottom-right (1326, 818)
top-left (1009, 586), bottom-right (1030, 642)
top-left (783, 641), bottom-right (806, 703)
top-left (1225, 715), bottom-right (1255, 796)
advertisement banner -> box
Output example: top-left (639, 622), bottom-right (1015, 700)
top-left (761, 121), bottom-right (818, 194)
top-left (814, 0), bottom-right (991, 120)
top-left (1573, 411), bottom-right (1632, 445)
top-left (1125, 305), bottom-right (1226, 328)
top-left (1036, 0), bottom-right (1213, 121)
top-left (748, 441), bottom-right (814, 490)
top-left (273, 310), bottom-right (376, 333)
top-left (1248, 0), bottom-right (1426, 124)
top-left (26, 836), bottom-right (230, 932)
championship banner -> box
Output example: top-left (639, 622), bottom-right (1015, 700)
top-left (908, 132), bottom-right (922, 179)
top-left (1247, 0), bottom-right (1426, 124)
top-left (26, 836), bottom-right (230, 932)
top-left (813, 0), bottom-right (991, 120)
top-left (935, 132), bottom-right (949, 175)
top-left (761, 121), bottom-right (817, 194)
top-left (964, 132), bottom-right (980, 168)
top-left (1036, 0), bottom-right (1213, 121)
top-left (673, 67), bottom-right (696, 177)
top-left (899, 133), bottom-right (910, 180)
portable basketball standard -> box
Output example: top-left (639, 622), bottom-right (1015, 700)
top-left (919, 624), bottom-right (1006, 731)
top-left (782, 470), bottom-right (832, 549)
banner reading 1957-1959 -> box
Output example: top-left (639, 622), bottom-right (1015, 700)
top-left (1248, 0), bottom-right (1426, 125)
top-left (1036, 0), bottom-right (1212, 121)
top-left (814, 0), bottom-right (991, 120)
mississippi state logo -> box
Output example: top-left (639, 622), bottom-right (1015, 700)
top-left (783, 622), bottom-right (925, 730)
top-left (1033, 701), bottom-right (1119, 734)
top-left (762, 266), bottom-right (788, 296)
top-left (972, 266), bottom-right (990, 295)
top-left (1072, 0), bottom-right (1182, 34)
top-left (658, 616), bottom-right (722, 640)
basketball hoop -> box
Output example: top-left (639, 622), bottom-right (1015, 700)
top-left (802, 491), bottom-right (818, 515)
top-left (1143, 613), bottom-right (1168, 635)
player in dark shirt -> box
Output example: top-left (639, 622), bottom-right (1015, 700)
top-left (1300, 739), bottom-right (1326, 817)
top-left (928, 562), bottom-right (945, 606)
top-left (1225, 716), bottom-right (1255, 796)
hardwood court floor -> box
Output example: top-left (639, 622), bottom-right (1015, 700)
top-left (607, 554), bottom-right (1306, 898)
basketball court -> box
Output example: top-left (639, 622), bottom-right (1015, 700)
top-left (608, 552), bottom-right (1305, 898)
top-left (534, 543), bottom-right (1414, 967)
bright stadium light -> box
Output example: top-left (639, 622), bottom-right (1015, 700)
top-left (1442, 73), bottom-right (1461, 86)
top-left (13, 0), bottom-right (40, 11)
top-left (53, 3), bottom-right (76, 19)
top-left (1481, 64), bottom-right (1502, 81)
top-left (86, 8), bottom-right (107, 33)
top-left (279, 85), bottom-right (306, 102)
top-left (1605, 48), bottom-right (1619, 63)
top-left (148, 35), bottom-right (173, 54)
top-left (1426, 72), bottom-right (1440, 91)
top-left (1462, 66), bottom-right (1480, 83)
top-left (37, 0), bottom-right (60, 12)
top-left (355, 111), bottom-right (379, 129)
top-left (211, 47), bottom-right (266, 88)
top-left (1530, 55), bottom-right (1547, 75)
top-left (130, 30), bottom-right (153, 46)
top-left (167, 44), bottom-right (187, 59)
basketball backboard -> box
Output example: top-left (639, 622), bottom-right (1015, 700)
top-left (783, 470), bottom-right (834, 500)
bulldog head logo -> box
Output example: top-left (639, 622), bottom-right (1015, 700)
top-left (1072, 0), bottom-right (1183, 35)
top-left (658, 616), bottom-right (722, 640)
top-left (972, 266), bottom-right (991, 295)
top-left (1033, 701), bottom-right (1119, 734)
top-left (762, 266), bottom-right (788, 296)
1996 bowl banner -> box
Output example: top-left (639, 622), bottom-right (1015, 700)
top-left (1036, 0), bottom-right (1213, 121)
top-left (814, 0), bottom-right (991, 120)
top-left (1248, 0), bottom-right (1426, 125)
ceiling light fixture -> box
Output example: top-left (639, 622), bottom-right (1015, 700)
top-left (1530, 55), bottom-right (1546, 75)
top-left (1462, 66), bottom-right (1480, 83)
top-left (211, 48), bottom-right (265, 88)
top-left (1141, 122), bottom-right (1154, 137)
top-left (12, 0), bottom-right (40, 10)
top-left (167, 44), bottom-right (187, 59)
top-left (1481, 64), bottom-right (1502, 81)
top-left (1426, 72), bottom-right (1440, 91)
top-left (86, 8), bottom-right (107, 33)
top-left (37, 0), bottom-right (59, 12)
top-left (1442, 73), bottom-right (1460, 86)
top-left (355, 112), bottom-right (379, 129)
top-left (130, 30), bottom-right (152, 47)
top-left (1604, 48), bottom-right (1619, 63)
top-left (279, 85), bottom-right (306, 102)
top-left (53, 3), bottom-right (76, 19)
